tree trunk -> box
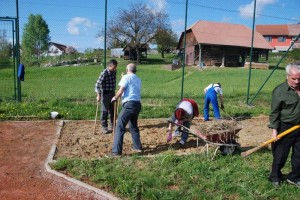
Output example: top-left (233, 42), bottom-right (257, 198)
top-left (136, 46), bottom-right (141, 64)
top-left (161, 50), bottom-right (164, 58)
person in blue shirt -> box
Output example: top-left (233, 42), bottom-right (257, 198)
top-left (203, 83), bottom-right (224, 121)
top-left (110, 63), bottom-right (142, 156)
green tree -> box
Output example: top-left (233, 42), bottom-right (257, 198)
top-left (0, 30), bottom-right (12, 60)
top-left (21, 14), bottom-right (50, 67)
top-left (103, 3), bottom-right (168, 63)
top-left (154, 28), bottom-right (178, 58)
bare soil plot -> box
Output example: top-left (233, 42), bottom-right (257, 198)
top-left (55, 117), bottom-right (271, 159)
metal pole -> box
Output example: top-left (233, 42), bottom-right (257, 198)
top-left (246, 0), bottom-right (256, 105)
top-left (103, 0), bottom-right (107, 69)
top-left (12, 20), bottom-right (17, 100)
top-left (181, 0), bottom-right (188, 99)
top-left (16, 0), bottom-right (21, 102)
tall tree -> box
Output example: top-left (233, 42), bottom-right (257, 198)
top-left (22, 14), bottom-right (50, 67)
top-left (0, 30), bottom-right (12, 60)
top-left (104, 3), bottom-right (168, 63)
top-left (154, 28), bottom-right (178, 58)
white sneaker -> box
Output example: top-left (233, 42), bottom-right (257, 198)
top-left (172, 130), bottom-right (181, 137)
top-left (179, 140), bottom-right (185, 146)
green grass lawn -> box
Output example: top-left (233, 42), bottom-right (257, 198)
top-left (51, 150), bottom-right (300, 200)
top-left (2, 54), bottom-right (299, 199)
top-left (0, 54), bottom-right (286, 120)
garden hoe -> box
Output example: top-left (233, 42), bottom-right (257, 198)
top-left (241, 124), bottom-right (300, 157)
top-left (112, 99), bottom-right (118, 139)
top-left (221, 108), bottom-right (234, 121)
top-left (93, 101), bottom-right (99, 134)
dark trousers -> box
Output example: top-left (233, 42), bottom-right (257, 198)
top-left (269, 122), bottom-right (300, 182)
top-left (112, 101), bottom-right (142, 154)
top-left (100, 91), bottom-right (115, 128)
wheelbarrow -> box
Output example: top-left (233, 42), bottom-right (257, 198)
top-left (168, 120), bottom-right (241, 158)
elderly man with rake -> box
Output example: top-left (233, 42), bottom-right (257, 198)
top-left (268, 63), bottom-right (300, 187)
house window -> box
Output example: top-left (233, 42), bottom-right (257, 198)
top-left (264, 36), bottom-right (272, 42)
top-left (277, 36), bottom-right (286, 42)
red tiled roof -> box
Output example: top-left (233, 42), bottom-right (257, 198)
top-left (189, 20), bottom-right (272, 49)
top-left (288, 24), bottom-right (300, 36)
top-left (256, 24), bottom-right (300, 36)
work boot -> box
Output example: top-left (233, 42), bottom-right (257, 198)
top-left (101, 126), bottom-right (109, 134)
top-left (108, 124), bottom-right (114, 131)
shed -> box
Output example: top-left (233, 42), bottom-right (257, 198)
top-left (177, 20), bottom-right (273, 67)
top-left (123, 43), bottom-right (149, 60)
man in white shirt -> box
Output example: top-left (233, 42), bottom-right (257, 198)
top-left (110, 63), bottom-right (142, 156)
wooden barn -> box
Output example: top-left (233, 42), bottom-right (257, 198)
top-left (123, 43), bottom-right (149, 60)
top-left (177, 20), bottom-right (273, 67)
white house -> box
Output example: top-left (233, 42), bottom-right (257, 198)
top-left (45, 42), bottom-right (67, 56)
top-left (110, 48), bottom-right (124, 58)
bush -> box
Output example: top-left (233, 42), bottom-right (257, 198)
top-left (288, 48), bottom-right (300, 62)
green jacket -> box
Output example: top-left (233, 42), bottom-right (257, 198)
top-left (269, 81), bottom-right (300, 129)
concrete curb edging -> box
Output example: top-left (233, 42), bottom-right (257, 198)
top-left (44, 120), bottom-right (119, 200)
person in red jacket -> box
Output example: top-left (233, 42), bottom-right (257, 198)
top-left (166, 98), bottom-right (199, 146)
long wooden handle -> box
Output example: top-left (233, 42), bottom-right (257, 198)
top-left (93, 101), bottom-right (99, 133)
top-left (112, 100), bottom-right (118, 138)
top-left (241, 124), bottom-right (300, 158)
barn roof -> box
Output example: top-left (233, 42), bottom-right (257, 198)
top-left (179, 20), bottom-right (273, 50)
top-left (256, 24), bottom-right (300, 36)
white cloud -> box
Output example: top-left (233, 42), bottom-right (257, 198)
top-left (67, 17), bottom-right (93, 35)
top-left (239, 0), bottom-right (276, 19)
top-left (150, 0), bottom-right (167, 12)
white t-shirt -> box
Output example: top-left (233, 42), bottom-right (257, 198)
top-left (118, 74), bottom-right (141, 103)
top-left (204, 83), bottom-right (223, 95)
top-left (176, 101), bottom-right (193, 119)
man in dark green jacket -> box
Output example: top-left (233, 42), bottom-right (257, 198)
top-left (268, 63), bottom-right (300, 187)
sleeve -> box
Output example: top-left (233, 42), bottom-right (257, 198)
top-left (95, 70), bottom-right (105, 93)
top-left (269, 88), bottom-right (282, 129)
top-left (204, 84), bottom-right (212, 92)
top-left (118, 75), bottom-right (128, 88)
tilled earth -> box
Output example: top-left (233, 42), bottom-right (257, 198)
top-left (55, 117), bottom-right (271, 159)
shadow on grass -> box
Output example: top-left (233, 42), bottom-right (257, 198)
top-left (269, 65), bottom-right (286, 70)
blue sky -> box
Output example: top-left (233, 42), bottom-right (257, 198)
top-left (1, 0), bottom-right (299, 52)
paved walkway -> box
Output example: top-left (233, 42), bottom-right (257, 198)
top-left (0, 121), bottom-right (112, 200)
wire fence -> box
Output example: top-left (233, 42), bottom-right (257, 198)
top-left (0, 0), bottom-right (299, 103)
top-left (0, 19), bottom-right (17, 101)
